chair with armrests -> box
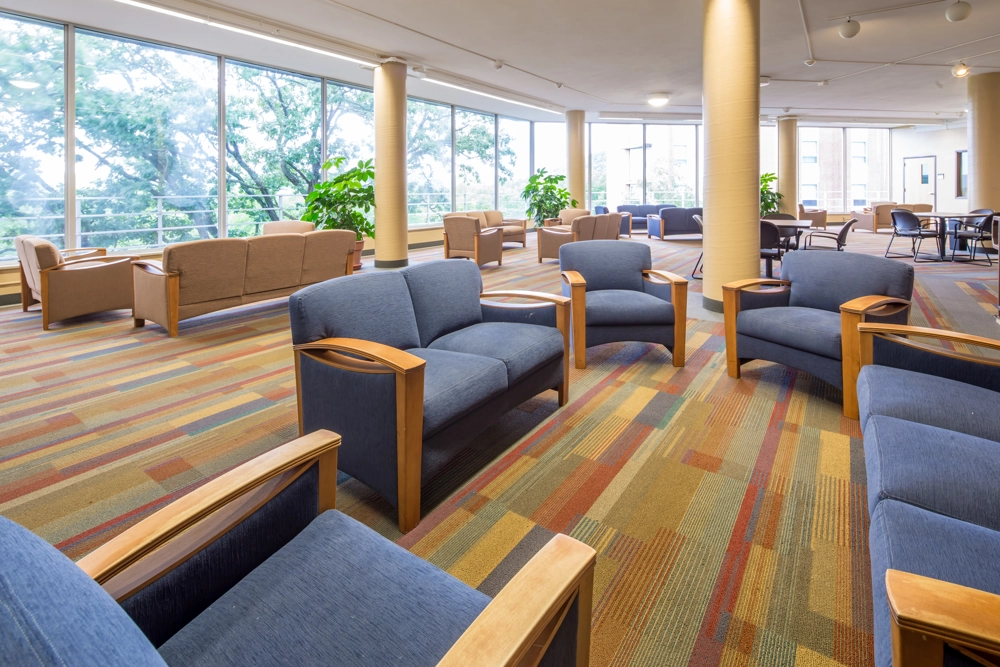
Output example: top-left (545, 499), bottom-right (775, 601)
top-left (0, 429), bottom-right (596, 666)
top-left (948, 208), bottom-right (995, 265)
top-left (262, 220), bottom-right (315, 234)
top-left (886, 209), bottom-right (940, 262)
top-left (760, 219), bottom-right (784, 278)
top-left (853, 202), bottom-right (898, 234)
top-left (723, 250), bottom-right (913, 418)
top-left (560, 240), bottom-right (687, 370)
top-left (803, 219), bottom-right (858, 251)
top-left (537, 214), bottom-right (618, 262)
top-left (443, 215), bottom-right (503, 267)
top-left (797, 203), bottom-right (828, 229)
top-left (593, 206), bottom-right (630, 237)
top-left (15, 235), bottom-right (137, 330)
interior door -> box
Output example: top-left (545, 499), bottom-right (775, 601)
top-left (903, 156), bottom-right (937, 208)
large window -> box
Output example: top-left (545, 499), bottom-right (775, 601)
top-left (957, 150), bottom-right (968, 198)
top-left (407, 98), bottom-right (451, 226)
top-left (533, 122), bottom-right (565, 177)
top-left (799, 128), bottom-right (844, 213)
top-left (326, 82), bottom-right (374, 166)
top-left (646, 125), bottom-right (697, 207)
top-left (454, 108), bottom-right (495, 211)
top-left (225, 62), bottom-right (321, 236)
top-left (847, 128), bottom-right (889, 208)
top-left (0, 14), bottom-right (65, 259)
top-left (590, 124), bottom-right (643, 210)
top-left (498, 117), bottom-right (530, 218)
top-left (75, 31), bottom-right (218, 250)
top-left (760, 125), bottom-right (777, 176)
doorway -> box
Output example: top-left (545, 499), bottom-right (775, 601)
top-left (903, 156), bottom-right (937, 208)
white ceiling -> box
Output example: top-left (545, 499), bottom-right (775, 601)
top-left (8, 0), bottom-right (1000, 123)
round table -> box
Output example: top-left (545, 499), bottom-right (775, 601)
top-left (914, 212), bottom-right (991, 261)
top-left (761, 219), bottom-right (813, 276)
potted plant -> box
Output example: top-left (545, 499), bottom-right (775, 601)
top-left (302, 156), bottom-right (375, 270)
top-left (760, 172), bottom-right (784, 218)
top-left (520, 168), bottom-right (579, 226)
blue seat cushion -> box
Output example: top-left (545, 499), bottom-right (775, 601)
top-left (159, 511), bottom-right (489, 666)
top-left (408, 348), bottom-right (508, 437)
top-left (869, 500), bottom-right (1000, 667)
top-left (401, 260), bottom-right (484, 348)
top-left (586, 290), bottom-right (675, 327)
top-left (864, 416), bottom-right (1000, 531)
top-left (858, 365), bottom-right (1000, 442)
top-left (427, 322), bottom-right (563, 386)
top-left (736, 306), bottom-right (842, 360)
top-left (0, 516), bottom-right (166, 667)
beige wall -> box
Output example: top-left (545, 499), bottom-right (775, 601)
top-left (890, 125), bottom-right (968, 214)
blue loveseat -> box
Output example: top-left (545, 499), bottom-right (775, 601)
top-left (595, 204), bottom-right (676, 236)
top-left (289, 259), bottom-right (570, 532)
top-left (647, 207), bottom-right (704, 240)
top-left (856, 322), bottom-right (1000, 667)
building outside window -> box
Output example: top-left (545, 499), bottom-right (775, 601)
top-left (801, 184), bottom-right (818, 207)
top-left (799, 128), bottom-right (843, 212)
top-left (590, 124), bottom-right (643, 210)
top-left (801, 140), bottom-right (818, 164)
top-left (533, 122), bottom-right (566, 178)
top-left (646, 125), bottom-right (697, 207)
top-left (497, 117), bottom-right (530, 218)
top-left (760, 124), bottom-right (777, 176)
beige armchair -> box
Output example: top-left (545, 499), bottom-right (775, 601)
top-left (446, 210), bottom-right (527, 247)
top-left (798, 203), bottom-right (828, 229)
top-left (537, 213), bottom-right (620, 262)
top-left (443, 215), bottom-right (503, 266)
top-left (262, 220), bottom-right (315, 234)
top-left (15, 235), bottom-right (136, 330)
top-left (853, 202), bottom-right (899, 233)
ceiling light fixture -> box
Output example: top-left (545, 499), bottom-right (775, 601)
top-left (423, 78), bottom-right (561, 114)
top-left (647, 93), bottom-right (670, 107)
top-left (839, 17), bottom-right (861, 38)
top-left (9, 80), bottom-right (40, 89)
top-left (493, 60), bottom-right (504, 71)
top-left (759, 76), bottom-right (771, 87)
top-left (952, 62), bottom-right (971, 77)
top-left (804, 59), bottom-right (817, 66)
top-left (945, 1), bottom-right (972, 21)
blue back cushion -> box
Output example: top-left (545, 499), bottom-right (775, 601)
top-left (593, 206), bottom-right (610, 214)
top-left (401, 260), bottom-right (484, 347)
top-left (559, 241), bottom-right (649, 293)
top-left (0, 516), bottom-right (166, 666)
top-left (781, 251), bottom-right (914, 313)
top-left (289, 272), bottom-right (420, 349)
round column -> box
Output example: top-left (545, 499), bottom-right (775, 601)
top-left (374, 60), bottom-right (408, 268)
top-left (777, 116), bottom-right (798, 216)
top-left (969, 73), bottom-right (1000, 213)
top-left (566, 110), bottom-right (586, 206)
top-left (702, 0), bottom-right (760, 311)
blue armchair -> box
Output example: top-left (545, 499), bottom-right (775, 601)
top-left (559, 240), bottom-right (687, 370)
top-left (0, 431), bottom-right (596, 666)
top-left (722, 250), bottom-right (913, 418)
top-left (290, 259), bottom-right (570, 532)
top-left (647, 207), bottom-right (704, 240)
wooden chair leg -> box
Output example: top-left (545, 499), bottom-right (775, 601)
top-left (723, 288), bottom-right (741, 379)
top-left (841, 310), bottom-right (864, 420)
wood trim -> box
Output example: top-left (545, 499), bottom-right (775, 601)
top-left (642, 269), bottom-right (687, 285)
top-left (723, 287), bottom-right (741, 379)
top-left (443, 231), bottom-right (451, 258)
top-left (863, 332), bottom-right (1000, 369)
top-left (437, 535), bottom-right (597, 667)
top-left (19, 262), bottom-right (33, 312)
top-left (132, 260), bottom-right (167, 276)
top-left (345, 248), bottom-right (354, 276)
top-left (671, 279), bottom-right (687, 368)
top-left (77, 430), bottom-right (342, 584)
top-left (857, 323), bottom-right (1000, 354)
top-left (166, 273), bottom-right (180, 338)
top-left (481, 290), bottom-right (571, 306)
top-left (840, 296), bottom-right (911, 420)
top-left (293, 338), bottom-right (426, 375)
top-left (576, 564), bottom-right (594, 667)
top-left (556, 298), bottom-right (571, 407)
top-left (560, 271), bottom-right (588, 370)
top-left (60, 247), bottom-right (106, 258)
top-left (47, 255), bottom-right (137, 269)
top-left (294, 350), bottom-right (305, 437)
top-left (474, 234), bottom-right (481, 266)
top-left (722, 278), bottom-right (792, 292)
top-left (40, 268), bottom-right (49, 330)
top-left (396, 364), bottom-right (425, 533)
top-left (840, 295), bottom-right (911, 316)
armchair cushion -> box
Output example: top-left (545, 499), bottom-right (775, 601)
top-left (780, 251), bottom-right (914, 314)
top-left (559, 240), bottom-right (650, 292)
top-left (737, 306), bottom-right (842, 360)
top-left (428, 322), bottom-right (564, 386)
top-left (164, 238), bottom-right (249, 306)
top-left (499, 224), bottom-right (526, 236)
top-left (0, 516), bottom-right (166, 667)
top-left (401, 261), bottom-right (484, 348)
top-left (858, 365), bottom-right (1000, 442)
top-left (159, 510), bottom-right (490, 666)
top-left (864, 416), bottom-right (1000, 530)
top-left (408, 348), bottom-right (508, 436)
top-left (869, 500), bottom-right (1000, 667)
top-left (586, 290), bottom-right (675, 326)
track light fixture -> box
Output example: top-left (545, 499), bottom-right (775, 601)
top-left (945, 1), bottom-right (972, 22)
top-left (839, 17), bottom-right (860, 39)
top-left (952, 62), bottom-right (971, 78)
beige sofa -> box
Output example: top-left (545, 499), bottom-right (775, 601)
top-left (262, 220), bottom-right (315, 234)
top-left (442, 215), bottom-right (503, 266)
top-left (15, 236), bottom-right (136, 330)
top-left (538, 213), bottom-right (621, 262)
top-left (133, 230), bottom-right (355, 336)
top-left (444, 210), bottom-right (527, 247)
top-left (853, 203), bottom-right (932, 233)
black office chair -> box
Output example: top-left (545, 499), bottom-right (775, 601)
top-left (762, 213), bottom-right (797, 220)
top-left (691, 214), bottom-right (704, 279)
top-left (948, 209), bottom-right (995, 265)
top-left (804, 219), bottom-right (858, 251)
top-left (764, 213), bottom-right (801, 250)
top-left (761, 219), bottom-right (784, 278)
top-left (886, 209), bottom-right (939, 262)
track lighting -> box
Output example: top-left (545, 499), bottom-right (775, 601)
top-left (647, 93), bottom-right (670, 107)
top-left (839, 18), bottom-right (860, 39)
top-left (945, 1), bottom-right (972, 22)
top-left (492, 60), bottom-right (503, 71)
top-left (759, 76), bottom-right (771, 87)
top-left (952, 62), bottom-right (970, 78)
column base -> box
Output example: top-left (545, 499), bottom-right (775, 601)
top-left (702, 294), bottom-right (724, 313)
top-left (374, 259), bottom-right (409, 269)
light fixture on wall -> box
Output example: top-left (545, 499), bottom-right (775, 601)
top-left (647, 93), bottom-right (670, 107)
top-left (759, 76), bottom-right (771, 87)
top-left (945, 1), bottom-right (972, 22)
top-left (952, 62), bottom-right (971, 77)
top-left (839, 17), bottom-right (861, 38)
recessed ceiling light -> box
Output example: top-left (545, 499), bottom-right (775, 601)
top-left (952, 62), bottom-right (971, 78)
top-left (759, 76), bottom-right (771, 87)
top-left (9, 80), bottom-right (40, 89)
top-left (945, 1), bottom-right (972, 22)
top-left (839, 18), bottom-right (860, 39)
top-left (647, 93), bottom-right (670, 107)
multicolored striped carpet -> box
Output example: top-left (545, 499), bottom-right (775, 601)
top-left (1, 227), bottom-right (997, 666)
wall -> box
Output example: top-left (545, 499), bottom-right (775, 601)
top-left (891, 125), bottom-right (969, 213)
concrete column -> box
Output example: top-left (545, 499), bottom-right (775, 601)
top-left (777, 116), bottom-right (798, 216)
top-left (702, 0), bottom-right (760, 310)
top-left (374, 61), bottom-right (408, 268)
top-left (969, 73), bottom-right (1000, 213)
top-left (566, 110), bottom-right (586, 207)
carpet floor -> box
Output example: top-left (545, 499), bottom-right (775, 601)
top-left (1, 226), bottom-right (997, 666)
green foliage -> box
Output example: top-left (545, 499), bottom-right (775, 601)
top-left (760, 172), bottom-right (783, 218)
top-left (301, 157), bottom-right (375, 241)
top-left (520, 169), bottom-right (578, 226)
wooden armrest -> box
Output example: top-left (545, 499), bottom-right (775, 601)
top-left (61, 247), bottom-right (106, 257)
top-left (887, 569), bottom-right (1000, 658)
top-left (840, 295), bottom-right (910, 316)
top-left (722, 278), bottom-right (791, 292)
top-left (643, 269), bottom-right (687, 285)
top-left (77, 430), bottom-right (341, 585)
top-left (293, 338), bottom-right (426, 374)
top-left (560, 271), bottom-right (586, 288)
top-left (438, 534), bottom-right (596, 667)
top-left (543, 218), bottom-right (562, 227)
top-left (133, 260), bottom-right (168, 276)
top-left (43, 255), bottom-right (138, 270)
top-left (858, 323), bottom-right (1000, 354)
top-left (480, 227), bottom-right (502, 236)
top-left (481, 290), bottom-right (570, 306)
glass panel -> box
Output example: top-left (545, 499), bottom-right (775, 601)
top-left (75, 31), bottom-right (218, 250)
top-left (225, 61), bottom-right (321, 236)
top-left (847, 128), bottom-right (889, 210)
top-left (590, 124), bottom-right (643, 210)
top-left (326, 82), bottom-right (374, 165)
top-left (407, 98), bottom-right (451, 226)
top-left (958, 150), bottom-right (968, 198)
top-left (760, 125), bottom-right (777, 176)
top-left (498, 117), bottom-right (530, 218)
top-left (533, 121), bottom-right (565, 176)
top-left (0, 14), bottom-right (64, 259)
top-left (646, 125), bottom-right (698, 207)
top-left (799, 128), bottom-right (843, 212)
top-left (454, 108), bottom-right (495, 211)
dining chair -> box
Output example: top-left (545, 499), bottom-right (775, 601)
top-left (886, 209), bottom-right (939, 262)
top-left (803, 219), bottom-right (858, 251)
top-left (691, 214), bottom-right (704, 280)
top-left (948, 209), bottom-right (995, 265)
top-left (760, 220), bottom-right (784, 278)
